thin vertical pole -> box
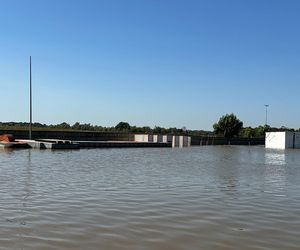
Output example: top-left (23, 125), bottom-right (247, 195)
top-left (265, 104), bottom-right (269, 126)
top-left (29, 56), bottom-right (32, 140)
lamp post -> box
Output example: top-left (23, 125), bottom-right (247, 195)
top-left (264, 104), bottom-right (269, 126)
top-left (29, 56), bottom-right (32, 140)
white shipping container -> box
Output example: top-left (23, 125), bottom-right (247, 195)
top-left (265, 132), bottom-right (300, 149)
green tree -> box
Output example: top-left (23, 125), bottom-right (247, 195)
top-left (213, 113), bottom-right (243, 141)
top-left (153, 126), bottom-right (167, 134)
top-left (72, 122), bottom-right (81, 130)
top-left (56, 122), bottom-right (71, 129)
top-left (115, 121), bottom-right (131, 131)
top-left (141, 126), bottom-right (151, 133)
top-left (242, 127), bottom-right (255, 138)
top-left (254, 125), bottom-right (270, 137)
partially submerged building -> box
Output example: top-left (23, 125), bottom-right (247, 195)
top-left (134, 134), bottom-right (191, 147)
top-left (265, 131), bottom-right (300, 149)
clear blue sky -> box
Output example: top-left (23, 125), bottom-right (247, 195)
top-left (1, 0), bottom-right (300, 130)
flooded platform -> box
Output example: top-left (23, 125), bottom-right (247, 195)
top-left (0, 134), bottom-right (30, 149)
top-left (19, 139), bottom-right (80, 149)
top-left (14, 139), bottom-right (170, 149)
top-left (76, 141), bottom-right (171, 148)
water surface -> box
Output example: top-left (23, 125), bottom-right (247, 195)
top-left (0, 146), bottom-right (300, 249)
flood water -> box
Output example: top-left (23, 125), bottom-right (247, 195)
top-left (0, 146), bottom-right (300, 250)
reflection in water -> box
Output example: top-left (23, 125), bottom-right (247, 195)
top-left (23, 149), bottom-right (32, 207)
top-left (214, 147), bottom-right (239, 196)
top-left (265, 150), bottom-right (286, 166)
top-left (0, 148), bottom-right (14, 154)
top-left (264, 150), bottom-right (287, 195)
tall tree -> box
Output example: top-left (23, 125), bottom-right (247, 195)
top-left (213, 113), bottom-right (243, 141)
top-left (115, 121), bottom-right (131, 131)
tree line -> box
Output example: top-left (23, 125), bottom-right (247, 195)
top-left (0, 118), bottom-right (298, 138)
top-left (0, 121), bottom-right (198, 135)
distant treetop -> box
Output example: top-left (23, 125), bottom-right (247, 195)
top-left (213, 113), bottom-right (243, 139)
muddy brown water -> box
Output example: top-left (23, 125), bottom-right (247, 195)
top-left (0, 146), bottom-right (300, 250)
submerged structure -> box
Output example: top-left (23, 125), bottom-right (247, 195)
top-left (265, 131), bottom-right (300, 149)
top-left (0, 134), bottom-right (30, 148)
top-left (134, 134), bottom-right (191, 147)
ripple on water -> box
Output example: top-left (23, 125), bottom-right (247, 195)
top-left (0, 147), bottom-right (300, 249)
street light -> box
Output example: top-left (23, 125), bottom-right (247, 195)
top-left (29, 56), bottom-right (32, 140)
top-left (264, 104), bottom-right (269, 126)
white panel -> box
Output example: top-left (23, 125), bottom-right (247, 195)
top-left (162, 135), bottom-right (168, 143)
top-left (265, 132), bottom-right (286, 149)
top-left (134, 134), bottom-right (148, 142)
top-left (134, 134), bottom-right (143, 142)
top-left (179, 136), bottom-right (184, 147)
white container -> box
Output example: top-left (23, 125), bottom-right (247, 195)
top-left (265, 132), bottom-right (300, 149)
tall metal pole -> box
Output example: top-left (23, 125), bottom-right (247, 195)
top-left (29, 56), bottom-right (32, 140)
top-left (265, 104), bottom-right (269, 126)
